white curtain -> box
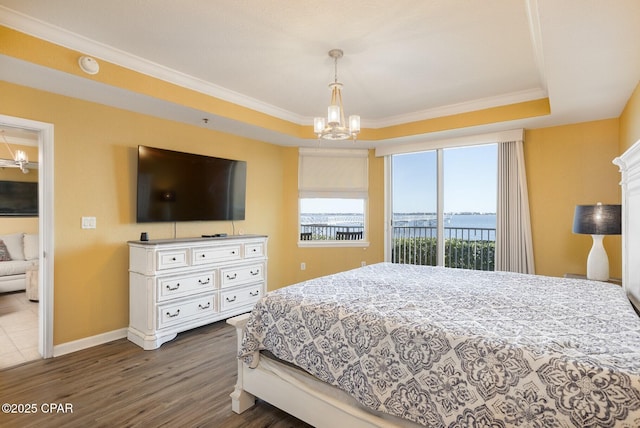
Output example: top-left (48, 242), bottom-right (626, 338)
top-left (496, 140), bottom-right (535, 274)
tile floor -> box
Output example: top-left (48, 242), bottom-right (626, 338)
top-left (0, 291), bottom-right (40, 369)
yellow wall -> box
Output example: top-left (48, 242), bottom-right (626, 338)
top-left (0, 217), bottom-right (38, 235)
top-left (1, 80), bottom-right (288, 344)
top-left (524, 120), bottom-right (622, 278)
top-left (620, 81), bottom-right (640, 153)
top-left (1, 79), bottom-right (387, 345)
top-left (278, 149), bottom-right (385, 286)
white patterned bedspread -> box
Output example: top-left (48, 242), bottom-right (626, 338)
top-left (239, 263), bottom-right (640, 427)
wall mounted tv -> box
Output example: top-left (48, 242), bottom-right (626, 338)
top-left (0, 180), bottom-right (38, 216)
top-left (136, 146), bottom-right (246, 223)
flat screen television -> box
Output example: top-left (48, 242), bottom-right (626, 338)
top-left (0, 180), bottom-right (38, 216)
top-left (136, 146), bottom-right (246, 223)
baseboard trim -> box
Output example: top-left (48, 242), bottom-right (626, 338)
top-left (52, 328), bottom-right (128, 357)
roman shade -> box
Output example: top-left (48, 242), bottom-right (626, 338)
top-left (298, 148), bottom-right (368, 198)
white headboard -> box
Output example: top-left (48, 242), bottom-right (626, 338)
top-left (614, 140), bottom-right (640, 311)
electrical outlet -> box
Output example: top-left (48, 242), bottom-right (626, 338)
top-left (81, 216), bottom-right (96, 229)
top-left (301, 262), bottom-right (306, 271)
top-left (361, 261), bottom-right (366, 267)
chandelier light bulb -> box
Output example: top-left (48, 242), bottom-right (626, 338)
top-left (314, 117), bottom-right (326, 134)
top-left (15, 150), bottom-right (28, 163)
top-left (328, 105), bottom-right (341, 125)
top-left (349, 115), bottom-right (360, 134)
top-left (313, 49), bottom-right (360, 142)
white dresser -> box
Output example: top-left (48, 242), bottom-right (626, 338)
top-left (128, 235), bottom-right (267, 350)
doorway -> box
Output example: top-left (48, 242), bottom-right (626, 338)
top-left (0, 114), bottom-right (54, 360)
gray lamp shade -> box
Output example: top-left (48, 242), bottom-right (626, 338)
top-left (572, 204), bottom-right (621, 235)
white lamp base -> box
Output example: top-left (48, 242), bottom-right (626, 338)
top-left (586, 234), bottom-right (609, 281)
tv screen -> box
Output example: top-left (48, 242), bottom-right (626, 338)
top-left (0, 180), bottom-right (38, 216)
top-left (136, 146), bottom-right (246, 223)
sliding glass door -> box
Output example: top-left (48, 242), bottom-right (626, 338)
top-left (391, 151), bottom-right (438, 265)
top-left (390, 144), bottom-right (497, 270)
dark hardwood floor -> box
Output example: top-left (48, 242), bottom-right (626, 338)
top-left (0, 321), bottom-right (312, 428)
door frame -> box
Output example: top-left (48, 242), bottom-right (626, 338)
top-left (0, 114), bottom-right (54, 358)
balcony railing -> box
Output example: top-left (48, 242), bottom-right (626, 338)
top-left (393, 226), bottom-right (495, 271)
top-left (301, 224), bottom-right (496, 271)
top-left (300, 224), bottom-right (365, 240)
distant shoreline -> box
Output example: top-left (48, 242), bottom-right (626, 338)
top-left (301, 212), bottom-right (497, 216)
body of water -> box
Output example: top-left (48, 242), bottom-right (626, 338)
top-left (301, 213), bottom-right (496, 240)
top-left (447, 213), bottom-right (496, 229)
top-left (394, 214), bottom-right (496, 241)
top-left (393, 214), bottom-right (496, 241)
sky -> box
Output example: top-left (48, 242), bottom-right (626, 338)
top-left (392, 144), bottom-right (497, 213)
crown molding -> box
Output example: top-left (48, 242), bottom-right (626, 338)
top-left (0, 6), bottom-right (305, 125)
top-left (375, 128), bottom-right (524, 157)
top-left (0, 5), bottom-right (548, 131)
top-left (361, 88), bottom-right (547, 129)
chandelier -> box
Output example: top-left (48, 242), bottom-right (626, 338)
top-left (313, 49), bottom-right (360, 141)
top-left (1, 130), bottom-right (30, 174)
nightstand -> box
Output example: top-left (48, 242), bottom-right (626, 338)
top-left (563, 273), bottom-right (622, 286)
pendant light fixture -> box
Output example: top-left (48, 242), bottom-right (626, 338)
top-left (313, 49), bottom-right (360, 142)
top-left (1, 130), bottom-right (30, 174)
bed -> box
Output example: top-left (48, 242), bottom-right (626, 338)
top-left (228, 139), bottom-right (640, 427)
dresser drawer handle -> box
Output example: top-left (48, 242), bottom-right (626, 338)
top-left (198, 302), bottom-right (211, 310)
top-left (198, 278), bottom-right (210, 285)
top-left (249, 290), bottom-right (259, 297)
top-left (166, 309), bottom-right (180, 318)
top-left (200, 254), bottom-right (206, 258)
top-left (231, 250), bottom-right (237, 255)
top-left (166, 283), bottom-right (180, 291)
top-left (250, 269), bottom-right (260, 276)
top-left (225, 296), bottom-right (237, 303)
top-left (252, 248), bottom-right (258, 253)
top-left (226, 273), bottom-right (237, 280)
top-left (171, 257), bottom-right (177, 261)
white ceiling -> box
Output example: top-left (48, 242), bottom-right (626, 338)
top-left (1, 0), bottom-right (639, 148)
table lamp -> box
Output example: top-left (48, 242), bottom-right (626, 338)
top-left (572, 202), bottom-right (621, 281)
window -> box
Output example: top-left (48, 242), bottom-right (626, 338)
top-left (390, 144), bottom-right (497, 270)
top-left (392, 151), bottom-right (438, 264)
top-left (298, 148), bottom-right (368, 245)
top-left (300, 198), bottom-right (365, 241)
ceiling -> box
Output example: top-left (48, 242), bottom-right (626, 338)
top-left (1, 0), bottom-right (639, 148)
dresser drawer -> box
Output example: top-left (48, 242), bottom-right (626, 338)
top-left (244, 242), bottom-right (265, 258)
top-left (192, 245), bottom-right (242, 265)
top-left (157, 271), bottom-right (216, 302)
top-left (128, 236), bottom-right (268, 350)
top-left (158, 294), bottom-right (216, 329)
top-left (220, 285), bottom-right (263, 312)
top-left (157, 249), bottom-right (189, 270)
top-left (220, 263), bottom-right (264, 288)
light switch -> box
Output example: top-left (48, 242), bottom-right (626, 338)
top-left (82, 216), bottom-right (96, 229)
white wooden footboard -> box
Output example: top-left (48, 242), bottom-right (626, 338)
top-left (227, 313), bottom-right (257, 413)
top-left (226, 314), bottom-right (413, 428)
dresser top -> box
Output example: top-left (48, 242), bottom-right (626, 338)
top-left (128, 234), bottom-right (267, 247)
